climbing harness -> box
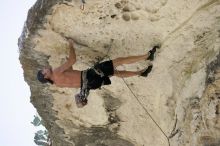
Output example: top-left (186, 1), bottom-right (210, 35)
top-left (75, 65), bottom-right (111, 107)
top-left (75, 71), bottom-right (89, 108)
top-left (92, 66), bottom-right (105, 77)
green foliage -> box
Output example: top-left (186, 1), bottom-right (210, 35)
top-left (31, 115), bottom-right (42, 126)
top-left (32, 114), bottom-right (50, 146)
top-left (34, 130), bottom-right (48, 146)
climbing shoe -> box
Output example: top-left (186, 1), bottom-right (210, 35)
top-left (140, 65), bottom-right (153, 77)
top-left (147, 45), bottom-right (161, 61)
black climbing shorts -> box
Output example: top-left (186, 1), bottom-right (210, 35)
top-left (94, 60), bottom-right (114, 76)
top-left (85, 60), bottom-right (114, 90)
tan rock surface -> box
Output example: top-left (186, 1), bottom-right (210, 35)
top-left (19, 0), bottom-right (220, 146)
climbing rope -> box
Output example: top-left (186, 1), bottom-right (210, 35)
top-left (102, 40), bottom-right (171, 146)
top-left (116, 69), bottom-right (170, 146)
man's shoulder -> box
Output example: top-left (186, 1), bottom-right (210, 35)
top-left (53, 69), bottom-right (62, 75)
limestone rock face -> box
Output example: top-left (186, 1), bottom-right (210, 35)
top-left (19, 0), bottom-right (220, 146)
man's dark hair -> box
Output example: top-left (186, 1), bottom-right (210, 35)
top-left (37, 70), bottom-right (54, 84)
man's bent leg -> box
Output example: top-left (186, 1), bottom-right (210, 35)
top-left (112, 54), bottom-right (149, 68)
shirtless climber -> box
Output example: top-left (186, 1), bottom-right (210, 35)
top-left (37, 39), bottom-right (160, 107)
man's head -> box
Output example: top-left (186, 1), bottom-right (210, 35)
top-left (37, 68), bottom-right (54, 84)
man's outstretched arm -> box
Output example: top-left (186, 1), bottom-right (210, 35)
top-left (54, 39), bottom-right (76, 73)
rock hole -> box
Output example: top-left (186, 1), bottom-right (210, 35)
top-left (115, 2), bottom-right (122, 9)
top-left (123, 6), bottom-right (130, 12)
top-left (216, 104), bottom-right (219, 115)
top-left (111, 14), bottom-right (117, 18)
top-left (122, 13), bottom-right (130, 21)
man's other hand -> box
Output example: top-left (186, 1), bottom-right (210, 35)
top-left (67, 38), bottom-right (75, 46)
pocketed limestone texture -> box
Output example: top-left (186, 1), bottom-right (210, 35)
top-left (19, 0), bottom-right (220, 146)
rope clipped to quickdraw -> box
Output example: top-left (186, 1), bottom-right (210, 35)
top-left (95, 39), bottom-right (114, 64)
top-left (102, 39), bottom-right (171, 146)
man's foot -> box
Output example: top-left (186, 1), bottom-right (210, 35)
top-left (140, 65), bottom-right (153, 77)
top-left (147, 45), bottom-right (161, 61)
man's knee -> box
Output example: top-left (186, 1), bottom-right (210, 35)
top-left (112, 57), bottom-right (123, 68)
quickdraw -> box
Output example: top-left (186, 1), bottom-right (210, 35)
top-left (80, 0), bottom-right (86, 10)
